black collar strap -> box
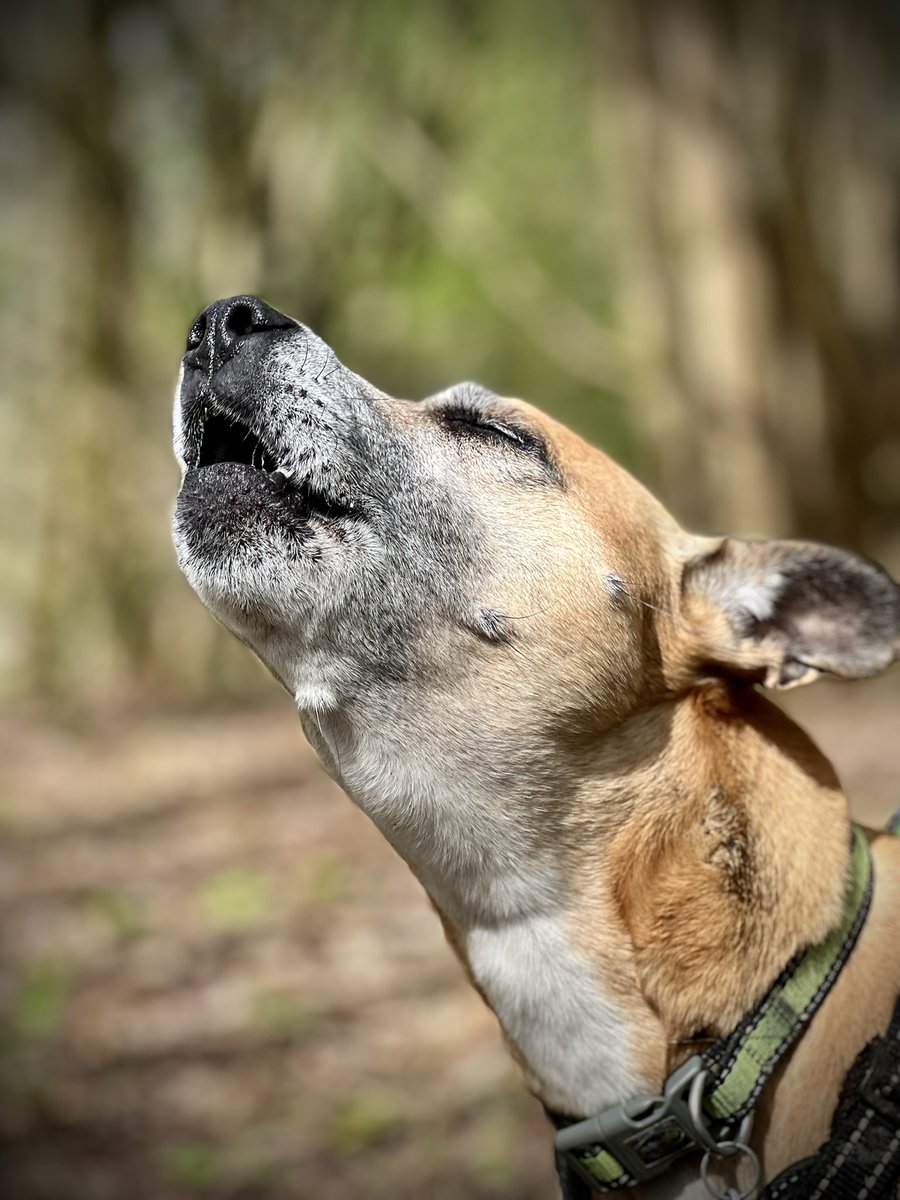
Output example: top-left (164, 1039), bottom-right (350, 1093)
top-left (551, 826), bottom-right (873, 1195)
top-left (760, 814), bottom-right (900, 1200)
top-left (761, 994), bottom-right (900, 1200)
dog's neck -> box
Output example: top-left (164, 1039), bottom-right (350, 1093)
top-left (300, 680), bottom-right (850, 1117)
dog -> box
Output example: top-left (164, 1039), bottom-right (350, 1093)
top-left (172, 296), bottom-right (900, 1198)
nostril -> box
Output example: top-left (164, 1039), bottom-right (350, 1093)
top-left (184, 296), bottom-right (294, 370)
top-left (224, 301), bottom-right (256, 338)
top-left (186, 311), bottom-right (207, 353)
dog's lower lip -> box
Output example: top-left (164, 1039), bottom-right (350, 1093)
top-left (186, 458), bottom-right (360, 526)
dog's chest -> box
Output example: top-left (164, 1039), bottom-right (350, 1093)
top-left (463, 911), bottom-right (653, 1115)
top-left (303, 712), bottom-right (651, 1115)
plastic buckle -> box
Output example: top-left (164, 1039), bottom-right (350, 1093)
top-left (555, 1056), bottom-right (719, 1184)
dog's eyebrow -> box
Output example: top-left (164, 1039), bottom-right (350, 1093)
top-left (424, 383), bottom-right (532, 432)
top-left (426, 388), bottom-right (563, 488)
top-left (439, 395), bottom-right (535, 433)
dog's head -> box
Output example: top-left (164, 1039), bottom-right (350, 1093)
top-left (173, 296), bottom-right (900, 789)
top-left (173, 298), bottom-right (675, 722)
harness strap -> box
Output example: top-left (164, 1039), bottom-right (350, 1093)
top-left (551, 826), bottom-right (874, 1195)
top-left (761, 995), bottom-right (900, 1200)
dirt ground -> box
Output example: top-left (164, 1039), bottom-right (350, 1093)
top-left (1, 675), bottom-right (898, 1200)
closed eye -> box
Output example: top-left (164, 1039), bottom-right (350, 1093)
top-left (427, 386), bottom-right (563, 486)
top-left (440, 405), bottom-right (545, 456)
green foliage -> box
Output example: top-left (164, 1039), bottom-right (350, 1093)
top-left (198, 867), bottom-right (271, 933)
top-left (158, 1142), bottom-right (224, 1190)
top-left (295, 851), bottom-right (352, 905)
top-left (2, 0), bottom-right (899, 713)
top-left (470, 1105), bottom-right (523, 1192)
top-left (249, 989), bottom-right (323, 1042)
top-left (160, 1133), bottom-right (284, 1192)
top-left (0, 0), bottom-right (633, 714)
top-left (328, 1091), bottom-right (407, 1155)
top-left (85, 887), bottom-right (144, 943)
top-left (13, 960), bottom-right (72, 1041)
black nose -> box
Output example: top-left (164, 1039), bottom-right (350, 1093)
top-left (184, 295), bottom-right (294, 371)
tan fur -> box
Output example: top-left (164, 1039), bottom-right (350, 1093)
top-left (176, 309), bottom-right (900, 1196)
top-left (428, 405), bottom-right (900, 1188)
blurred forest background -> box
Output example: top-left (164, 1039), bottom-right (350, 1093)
top-left (1, 1), bottom-right (899, 1198)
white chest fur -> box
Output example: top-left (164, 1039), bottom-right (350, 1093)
top-left (465, 911), bottom-right (651, 1115)
top-left (300, 704), bottom-right (650, 1117)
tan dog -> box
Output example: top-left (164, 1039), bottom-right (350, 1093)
top-left (172, 296), bottom-right (900, 1198)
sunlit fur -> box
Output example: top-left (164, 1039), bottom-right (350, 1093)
top-left (174, 306), bottom-right (900, 1195)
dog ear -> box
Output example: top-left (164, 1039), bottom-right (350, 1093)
top-left (681, 538), bottom-right (900, 689)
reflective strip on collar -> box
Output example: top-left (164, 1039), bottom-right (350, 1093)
top-left (575, 1148), bottom-right (626, 1187)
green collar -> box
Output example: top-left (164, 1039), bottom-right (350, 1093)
top-left (553, 826), bottom-right (874, 1194)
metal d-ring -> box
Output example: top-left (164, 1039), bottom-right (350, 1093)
top-left (686, 1069), bottom-right (719, 1152)
top-left (700, 1139), bottom-right (762, 1200)
top-left (687, 1070), bottom-right (755, 1155)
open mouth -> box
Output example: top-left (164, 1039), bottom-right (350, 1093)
top-left (191, 405), bottom-right (357, 523)
top-left (198, 409), bottom-right (279, 473)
